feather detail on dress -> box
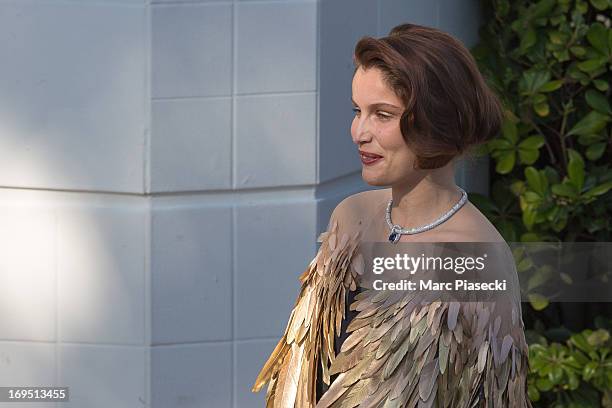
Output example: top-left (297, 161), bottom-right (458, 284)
top-left (315, 293), bottom-right (533, 408)
top-left (252, 220), bottom-right (533, 407)
top-left (251, 219), bottom-right (363, 408)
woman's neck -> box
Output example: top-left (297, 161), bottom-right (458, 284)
top-left (389, 166), bottom-right (461, 230)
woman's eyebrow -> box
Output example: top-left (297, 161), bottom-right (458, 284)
top-left (351, 98), bottom-right (400, 110)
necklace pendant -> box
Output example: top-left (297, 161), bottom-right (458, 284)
top-left (388, 225), bottom-right (402, 244)
top-left (388, 231), bottom-right (400, 243)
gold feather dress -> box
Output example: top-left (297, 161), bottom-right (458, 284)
top-left (251, 203), bottom-right (533, 408)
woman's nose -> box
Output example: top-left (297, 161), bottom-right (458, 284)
top-left (352, 116), bottom-right (372, 144)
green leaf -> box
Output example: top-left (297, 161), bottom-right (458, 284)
top-left (552, 49), bottom-right (570, 62)
top-left (583, 361), bottom-right (598, 380)
top-left (517, 256), bottom-right (534, 272)
top-left (590, 0), bottom-right (609, 10)
top-left (567, 149), bottom-right (585, 191)
top-left (527, 267), bottom-right (553, 291)
top-left (543, 166), bottom-right (560, 184)
top-left (488, 138), bottom-right (514, 150)
top-left (521, 232), bottom-right (541, 242)
top-left (519, 28), bottom-right (537, 53)
top-left (496, 151), bottom-right (516, 174)
top-left (528, 386), bottom-right (540, 401)
top-left (525, 166), bottom-right (544, 194)
top-left (533, 93), bottom-right (546, 105)
top-left (586, 329), bottom-right (610, 346)
top-left (585, 89), bottom-right (612, 114)
top-left (548, 30), bottom-right (566, 45)
top-left (501, 118), bottom-right (519, 144)
top-left (520, 70), bottom-right (551, 95)
top-left (570, 46), bottom-right (587, 57)
top-left (523, 206), bottom-right (537, 229)
top-left (571, 333), bottom-right (594, 353)
top-left (519, 135), bottom-right (545, 150)
top-left (534, 101), bottom-right (550, 116)
top-left (577, 58), bottom-right (605, 73)
top-left (510, 180), bottom-right (526, 195)
top-left (577, 132), bottom-right (605, 145)
top-left (539, 79), bottom-right (563, 92)
top-left (545, 205), bottom-right (559, 221)
top-left (577, 1), bottom-right (589, 13)
top-left (567, 110), bottom-right (609, 136)
top-left (536, 377), bottom-right (554, 391)
top-left (593, 79), bottom-right (609, 92)
top-left (519, 148), bottom-right (540, 164)
top-left (567, 371), bottom-right (580, 390)
top-left (529, 0), bottom-right (556, 20)
top-left (584, 181), bottom-right (612, 198)
top-left (552, 182), bottom-right (579, 197)
top-left (550, 366), bottom-right (564, 383)
top-left (586, 142), bottom-right (606, 161)
top-left (524, 191), bottom-right (542, 203)
top-left (586, 22), bottom-right (609, 55)
top-left (528, 293), bottom-right (549, 311)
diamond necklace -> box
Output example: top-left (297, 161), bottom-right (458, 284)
top-left (385, 187), bottom-right (468, 243)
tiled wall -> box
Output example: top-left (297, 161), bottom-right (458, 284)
top-left (0, 0), bottom-right (484, 407)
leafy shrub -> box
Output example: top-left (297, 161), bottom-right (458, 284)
top-left (528, 327), bottom-right (612, 407)
top-left (470, 0), bottom-right (612, 405)
top-left (469, 0), bottom-right (611, 243)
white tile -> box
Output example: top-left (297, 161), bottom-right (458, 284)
top-left (151, 98), bottom-right (232, 192)
top-left (234, 93), bottom-right (316, 188)
top-left (318, 0), bottom-right (377, 182)
top-left (236, 1), bottom-right (317, 93)
top-left (0, 341), bottom-right (56, 408)
top-left (0, 208), bottom-right (56, 342)
top-left (59, 0), bottom-right (145, 3)
top-left (378, 0), bottom-right (437, 35)
top-left (57, 206), bottom-right (146, 345)
top-left (151, 343), bottom-right (231, 408)
top-left (151, 204), bottom-right (232, 344)
top-left (235, 200), bottom-right (316, 339)
top-left (57, 344), bottom-right (146, 408)
top-left (152, 3), bottom-right (232, 98)
top-left (153, 0), bottom-right (229, 3)
top-left (437, 0), bottom-right (481, 46)
top-left (234, 339), bottom-right (276, 408)
top-left (0, 2), bottom-right (146, 192)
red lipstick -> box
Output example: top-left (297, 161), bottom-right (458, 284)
top-left (359, 150), bottom-right (383, 165)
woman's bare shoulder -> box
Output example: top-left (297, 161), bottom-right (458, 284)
top-left (329, 189), bottom-right (388, 234)
top-left (437, 201), bottom-right (506, 243)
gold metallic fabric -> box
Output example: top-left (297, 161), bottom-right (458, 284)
top-left (252, 217), bottom-right (532, 407)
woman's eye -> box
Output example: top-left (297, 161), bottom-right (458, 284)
top-left (351, 108), bottom-right (390, 120)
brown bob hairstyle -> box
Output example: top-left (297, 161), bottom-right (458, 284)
top-left (353, 23), bottom-right (505, 169)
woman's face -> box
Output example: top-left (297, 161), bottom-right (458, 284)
top-left (351, 66), bottom-right (417, 186)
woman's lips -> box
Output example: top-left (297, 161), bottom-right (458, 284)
top-left (360, 152), bottom-right (383, 165)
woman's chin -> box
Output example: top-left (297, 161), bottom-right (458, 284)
top-left (361, 171), bottom-right (387, 186)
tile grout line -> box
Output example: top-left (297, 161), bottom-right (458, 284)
top-left (54, 209), bottom-right (59, 408)
top-left (144, 1), bottom-right (153, 406)
top-left (231, 1), bottom-right (237, 407)
top-left (315, 0), bottom-right (320, 186)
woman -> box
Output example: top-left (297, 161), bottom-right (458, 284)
top-left (252, 23), bottom-right (531, 407)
